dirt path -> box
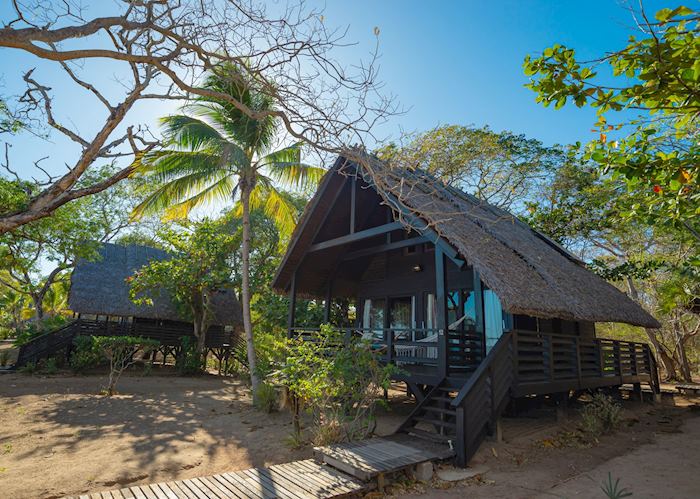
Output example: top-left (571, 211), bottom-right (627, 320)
top-left (0, 373), bottom-right (308, 499)
top-left (400, 402), bottom-right (699, 499)
top-left (540, 416), bottom-right (700, 498)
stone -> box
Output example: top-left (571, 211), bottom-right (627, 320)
top-left (412, 461), bottom-right (434, 482)
top-left (437, 466), bottom-right (489, 482)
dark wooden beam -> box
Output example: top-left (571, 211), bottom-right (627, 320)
top-left (435, 247), bottom-right (448, 379)
top-left (287, 271), bottom-right (297, 338)
top-left (308, 221), bottom-right (403, 253)
top-left (323, 277), bottom-right (333, 323)
top-left (341, 236), bottom-right (429, 261)
top-left (350, 175), bottom-right (357, 234)
top-left (379, 190), bottom-right (465, 268)
top-left (473, 270), bottom-right (485, 358)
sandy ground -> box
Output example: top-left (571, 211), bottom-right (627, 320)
top-left (0, 372), bottom-right (309, 499)
top-left (1, 369), bottom-right (699, 499)
top-left (397, 396), bottom-right (700, 499)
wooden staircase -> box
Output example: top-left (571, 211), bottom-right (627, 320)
top-left (396, 333), bottom-right (515, 466)
top-left (15, 320), bottom-right (82, 368)
top-left (397, 382), bottom-right (459, 447)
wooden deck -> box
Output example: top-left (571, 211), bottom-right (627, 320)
top-left (313, 434), bottom-right (454, 481)
top-left (67, 459), bottom-right (368, 499)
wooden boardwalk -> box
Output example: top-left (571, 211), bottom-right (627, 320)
top-left (314, 434), bottom-right (454, 481)
top-left (67, 460), bottom-right (368, 499)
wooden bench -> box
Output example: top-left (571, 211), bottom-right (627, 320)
top-left (676, 384), bottom-right (700, 396)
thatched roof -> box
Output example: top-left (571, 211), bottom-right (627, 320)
top-left (69, 243), bottom-right (242, 326)
top-left (272, 153), bottom-right (660, 329)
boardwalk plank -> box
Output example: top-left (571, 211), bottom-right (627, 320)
top-left (218, 472), bottom-right (268, 499)
top-left (292, 460), bottom-right (361, 495)
top-left (190, 477), bottom-right (222, 498)
top-left (129, 486), bottom-right (149, 499)
top-left (240, 468), bottom-right (303, 499)
top-left (154, 483), bottom-right (179, 499)
top-left (198, 476), bottom-right (233, 499)
top-left (166, 481), bottom-right (198, 499)
top-left (263, 466), bottom-right (319, 498)
top-left (276, 461), bottom-right (352, 496)
top-left (179, 479), bottom-right (212, 499)
top-left (210, 474), bottom-right (254, 499)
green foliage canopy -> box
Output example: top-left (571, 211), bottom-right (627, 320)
top-left (523, 5), bottom-right (699, 237)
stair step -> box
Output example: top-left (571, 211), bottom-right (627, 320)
top-left (423, 406), bottom-right (457, 415)
top-left (406, 428), bottom-right (453, 444)
top-left (413, 416), bottom-right (457, 429)
top-left (430, 396), bottom-right (454, 404)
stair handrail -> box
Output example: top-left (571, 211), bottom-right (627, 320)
top-left (17, 318), bottom-right (81, 347)
top-left (451, 332), bottom-right (513, 408)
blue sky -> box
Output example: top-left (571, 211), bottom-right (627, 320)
top-left (0, 0), bottom-right (681, 180)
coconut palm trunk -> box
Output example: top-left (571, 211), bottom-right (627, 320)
top-left (240, 176), bottom-right (261, 398)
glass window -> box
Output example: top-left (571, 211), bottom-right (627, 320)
top-left (447, 291), bottom-right (460, 326)
top-left (362, 298), bottom-right (385, 341)
top-left (389, 296), bottom-right (414, 340)
top-left (462, 290), bottom-right (477, 329)
top-left (484, 289), bottom-right (504, 352)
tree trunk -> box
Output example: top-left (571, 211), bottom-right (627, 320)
top-left (625, 277), bottom-right (677, 380)
top-left (240, 179), bottom-right (260, 400)
top-left (31, 293), bottom-right (44, 322)
top-left (676, 327), bottom-right (693, 382)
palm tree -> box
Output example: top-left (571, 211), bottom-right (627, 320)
top-left (131, 63), bottom-right (324, 397)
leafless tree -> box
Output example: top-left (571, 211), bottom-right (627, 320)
top-left (0, 0), bottom-right (395, 233)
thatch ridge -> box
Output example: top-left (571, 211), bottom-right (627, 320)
top-left (272, 152), bottom-right (660, 329)
top-left (69, 243), bottom-right (242, 326)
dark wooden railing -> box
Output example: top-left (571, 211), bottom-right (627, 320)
top-left (15, 320), bottom-right (81, 367)
top-left (451, 333), bottom-right (514, 466)
top-left (16, 318), bottom-right (238, 367)
top-left (512, 329), bottom-right (659, 394)
top-left (290, 326), bottom-right (441, 366)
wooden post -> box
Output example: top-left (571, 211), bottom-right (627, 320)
top-left (435, 247), bottom-right (448, 379)
top-left (350, 175), bottom-right (357, 234)
top-left (455, 406), bottom-right (466, 467)
top-left (575, 336), bottom-right (582, 389)
top-left (548, 334), bottom-right (555, 382)
top-left (473, 270), bottom-right (485, 360)
top-left (323, 278), bottom-right (332, 324)
top-left (287, 271), bottom-right (297, 338)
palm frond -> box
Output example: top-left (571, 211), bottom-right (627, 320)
top-left (163, 175), bottom-right (237, 221)
top-left (248, 181), bottom-right (299, 237)
top-left (134, 150), bottom-right (225, 180)
top-left (130, 169), bottom-right (231, 220)
top-left (160, 115), bottom-right (227, 151)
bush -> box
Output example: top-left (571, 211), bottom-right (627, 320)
top-left (13, 316), bottom-right (70, 346)
top-left (41, 357), bottom-right (58, 375)
top-left (275, 324), bottom-right (399, 445)
top-left (254, 383), bottom-right (278, 413)
top-left (93, 336), bottom-right (159, 396)
top-left (70, 336), bottom-right (102, 372)
top-left (18, 361), bottom-right (36, 374)
top-left (0, 350), bottom-right (10, 367)
top-left (176, 336), bottom-right (205, 375)
top-left (581, 393), bottom-right (622, 437)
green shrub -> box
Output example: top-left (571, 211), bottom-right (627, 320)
top-left (40, 357), bottom-right (58, 375)
top-left (255, 383), bottom-right (278, 413)
top-left (18, 361), bottom-right (36, 374)
top-left (176, 336), bottom-right (205, 375)
top-left (70, 336), bottom-right (102, 372)
top-left (275, 324), bottom-right (399, 445)
top-left (581, 393), bottom-right (622, 437)
top-left (13, 316), bottom-right (70, 346)
top-left (601, 472), bottom-right (633, 499)
top-left (0, 350), bottom-right (10, 367)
